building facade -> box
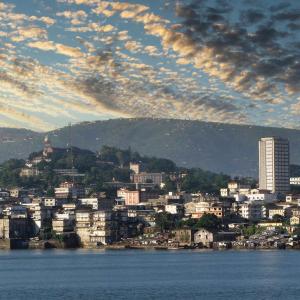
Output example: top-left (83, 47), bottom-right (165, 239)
top-left (259, 137), bottom-right (290, 194)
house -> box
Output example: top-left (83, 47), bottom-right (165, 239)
top-left (194, 228), bottom-right (214, 247)
top-left (234, 202), bottom-right (266, 220)
top-left (172, 229), bottom-right (195, 246)
top-left (20, 168), bottom-right (41, 177)
top-left (268, 206), bottom-right (292, 219)
top-left (165, 204), bottom-right (184, 216)
top-left (191, 201), bottom-right (225, 219)
top-left (52, 219), bottom-right (74, 233)
top-left (194, 229), bottom-right (237, 248)
top-left (290, 216), bottom-right (300, 226)
top-left (0, 217), bottom-right (32, 239)
top-left (55, 182), bottom-right (85, 200)
top-left (131, 172), bottom-right (165, 186)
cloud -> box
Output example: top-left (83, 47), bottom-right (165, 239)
top-left (28, 40), bottom-right (82, 57)
top-left (11, 26), bottom-right (48, 42)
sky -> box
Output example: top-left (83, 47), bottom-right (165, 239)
top-left (0, 0), bottom-right (299, 131)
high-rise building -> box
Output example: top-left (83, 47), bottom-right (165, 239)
top-left (259, 137), bottom-right (290, 193)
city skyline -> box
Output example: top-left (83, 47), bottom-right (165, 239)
top-left (0, 0), bottom-right (299, 131)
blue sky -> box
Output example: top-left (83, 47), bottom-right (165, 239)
top-left (0, 0), bottom-right (299, 131)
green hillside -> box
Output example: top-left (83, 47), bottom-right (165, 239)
top-left (1, 118), bottom-right (300, 176)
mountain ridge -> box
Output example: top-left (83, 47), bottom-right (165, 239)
top-left (1, 118), bottom-right (300, 177)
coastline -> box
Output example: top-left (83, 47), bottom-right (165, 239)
top-left (1, 240), bottom-right (300, 251)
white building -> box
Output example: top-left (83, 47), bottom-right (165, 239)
top-left (259, 137), bottom-right (290, 194)
top-left (246, 193), bottom-right (277, 203)
top-left (236, 202), bottom-right (266, 221)
top-left (79, 198), bottom-right (99, 210)
top-left (290, 177), bottom-right (300, 185)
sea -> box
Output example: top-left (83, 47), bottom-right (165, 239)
top-left (0, 249), bottom-right (299, 300)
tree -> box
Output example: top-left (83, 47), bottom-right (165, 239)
top-left (155, 212), bottom-right (174, 232)
top-left (272, 214), bottom-right (285, 222)
top-left (194, 213), bottom-right (222, 230)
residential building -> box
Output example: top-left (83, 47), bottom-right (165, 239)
top-left (235, 202), bottom-right (266, 220)
top-left (43, 198), bottom-right (56, 207)
top-left (290, 177), bottom-right (300, 185)
top-left (165, 204), bottom-right (184, 215)
top-left (0, 189), bottom-right (10, 202)
top-left (259, 137), bottom-right (290, 193)
top-left (172, 229), bottom-right (195, 246)
top-left (117, 189), bottom-right (140, 206)
top-left (117, 188), bottom-right (159, 206)
top-left (20, 168), bottom-right (41, 177)
top-left (130, 162), bottom-right (141, 174)
top-left (194, 229), bottom-right (237, 247)
top-left (55, 182), bottom-right (85, 199)
top-left (52, 213), bottom-right (75, 234)
top-left (79, 198), bottom-right (99, 210)
top-left (0, 217), bottom-right (32, 239)
top-left (290, 216), bottom-right (300, 226)
top-left (246, 192), bottom-right (277, 203)
top-left (191, 201), bottom-right (225, 219)
top-left (131, 172), bottom-right (165, 186)
top-left (268, 206), bottom-right (292, 219)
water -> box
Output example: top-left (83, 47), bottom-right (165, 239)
top-left (0, 249), bottom-right (299, 300)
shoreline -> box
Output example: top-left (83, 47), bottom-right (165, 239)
top-left (1, 243), bottom-right (300, 251)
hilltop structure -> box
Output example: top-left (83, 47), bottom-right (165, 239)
top-left (43, 135), bottom-right (54, 158)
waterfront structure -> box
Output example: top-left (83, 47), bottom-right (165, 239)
top-left (194, 229), bottom-right (237, 248)
top-left (259, 137), bottom-right (290, 194)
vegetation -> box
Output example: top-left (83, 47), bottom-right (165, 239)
top-left (155, 212), bottom-right (176, 232)
top-left (0, 145), bottom-right (244, 194)
top-left (180, 168), bottom-right (231, 194)
top-left (178, 214), bottom-right (222, 231)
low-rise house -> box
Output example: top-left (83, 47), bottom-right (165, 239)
top-left (172, 229), bottom-right (195, 246)
top-left (194, 229), bottom-right (237, 248)
top-left (165, 204), bottom-right (184, 216)
top-left (290, 216), bottom-right (300, 226)
top-left (257, 221), bottom-right (283, 230)
top-left (286, 194), bottom-right (300, 203)
top-left (19, 168), bottom-right (41, 177)
top-left (0, 189), bottom-right (10, 202)
top-left (131, 172), bottom-right (165, 186)
top-left (43, 198), bottom-right (56, 207)
top-left (192, 201), bottom-right (225, 219)
top-left (268, 206), bottom-right (292, 219)
top-left (292, 208), bottom-right (300, 217)
top-left (55, 182), bottom-right (85, 200)
top-left (79, 198), bottom-right (99, 210)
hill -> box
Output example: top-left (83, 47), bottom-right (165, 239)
top-left (0, 146), bottom-right (231, 195)
top-left (1, 119), bottom-right (300, 177)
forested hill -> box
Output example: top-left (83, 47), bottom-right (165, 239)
top-left (1, 118), bottom-right (300, 177)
